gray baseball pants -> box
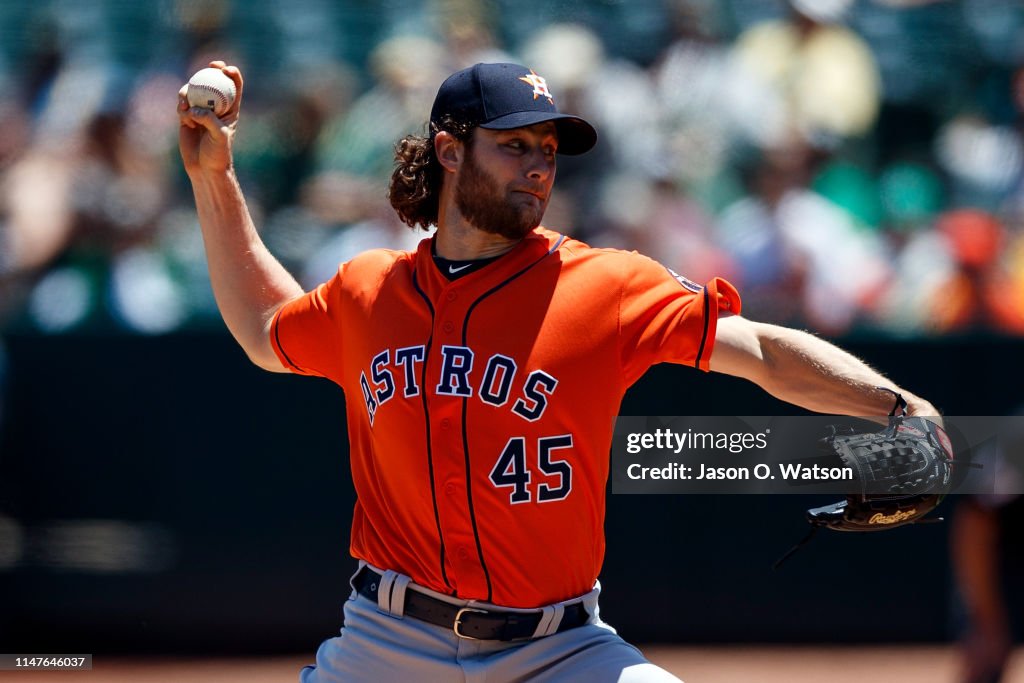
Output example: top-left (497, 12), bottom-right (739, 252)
top-left (299, 566), bottom-right (682, 682)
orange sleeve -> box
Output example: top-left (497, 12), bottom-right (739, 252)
top-left (617, 254), bottom-right (740, 386)
top-left (269, 263), bottom-right (347, 381)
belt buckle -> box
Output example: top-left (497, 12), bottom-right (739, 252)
top-left (453, 606), bottom-right (488, 640)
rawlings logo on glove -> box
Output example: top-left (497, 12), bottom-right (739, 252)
top-left (868, 509), bottom-right (919, 525)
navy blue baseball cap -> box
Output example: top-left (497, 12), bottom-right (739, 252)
top-left (430, 62), bottom-right (597, 155)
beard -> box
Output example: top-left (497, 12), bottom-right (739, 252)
top-left (453, 148), bottom-right (548, 240)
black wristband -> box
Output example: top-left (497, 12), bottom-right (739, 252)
top-left (876, 387), bottom-right (907, 417)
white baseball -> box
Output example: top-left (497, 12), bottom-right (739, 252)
top-left (186, 67), bottom-right (237, 117)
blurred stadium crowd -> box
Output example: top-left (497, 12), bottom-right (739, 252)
top-left (2, 0), bottom-right (1024, 336)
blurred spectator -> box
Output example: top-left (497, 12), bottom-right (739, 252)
top-left (726, 0), bottom-right (881, 151)
top-left (1, 1), bottom-right (1024, 339)
top-left (950, 431), bottom-right (1024, 683)
top-left (233, 59), bottom-right (359, 211)
top-left (18, 108), bottom-right (179, 334)
top-left (589, 173), bottom-right (737, 289)
top-left (496, 0), bottom-right (670, 67)
top-left (871, 219), bottom-right (956, 335)
top-left (652, 0), bottom-right (736, 192)
top-left (714, 152), bottom-right (805, 326)
top-left (927, 210), bottom-right (1024, 334)
top-left (0, 133), bottom-right (74, 293)
top-left (1, 90), bottom-right (180, 331)
top-left (936, 114), bottom-right (1023, 213)
top-left (431, 0), bottom-right (511, 69)
top-left (257, 170), bottom-right (430, 291)
top-left (314, 35), bottom-right (447, 182)
top-left (716, 144), bottom-right (893, 333)
top-left (878, 161), bottom-right (944, 234)
top-left (952, 496), bottom-right (1020, 683)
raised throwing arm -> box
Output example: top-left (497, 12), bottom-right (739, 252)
top-left (178, 61), bottom-right (303, 372)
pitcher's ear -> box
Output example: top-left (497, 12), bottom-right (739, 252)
top-left (435, 130), bottom-right (464, 173)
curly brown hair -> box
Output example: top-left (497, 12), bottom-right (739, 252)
top-left (388, 116), bottom-right (475, 230)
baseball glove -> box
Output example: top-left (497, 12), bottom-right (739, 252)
top-left (805, 415), bottom-right (955, 531)
top-left (774, 412), bottom-right (956, 569)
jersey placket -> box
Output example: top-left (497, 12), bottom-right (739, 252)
top-left (426, 281), bottom-right (490, 598)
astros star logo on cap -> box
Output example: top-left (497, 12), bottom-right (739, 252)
top-left (518, 70), bottom-right (553, 104)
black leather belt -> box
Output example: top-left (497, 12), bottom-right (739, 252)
top-left (353, 567), bottom-right (590, 641)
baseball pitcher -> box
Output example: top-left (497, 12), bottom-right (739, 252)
top-left (178, 60), bottom-right (939, 682)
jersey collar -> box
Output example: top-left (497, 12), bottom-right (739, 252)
top-left (413, 227), bottom-right (564, 300)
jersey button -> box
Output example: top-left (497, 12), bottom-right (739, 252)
top-left (440, 418), bottom-right (451, 430)
top-left (442, 321), bottom-right (455, 333)
top-left (446, 291), bottom-right (457, 302)
top-left (444, 482), bottom-right (457, 496)
top-left (457, 547), bottom-right (470, 560)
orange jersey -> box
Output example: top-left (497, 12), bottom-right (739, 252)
top-left (270, 227), bottom-right (740, 607)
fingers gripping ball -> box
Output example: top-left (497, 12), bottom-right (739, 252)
top-left (187, 68), bottom-right (236, 117)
